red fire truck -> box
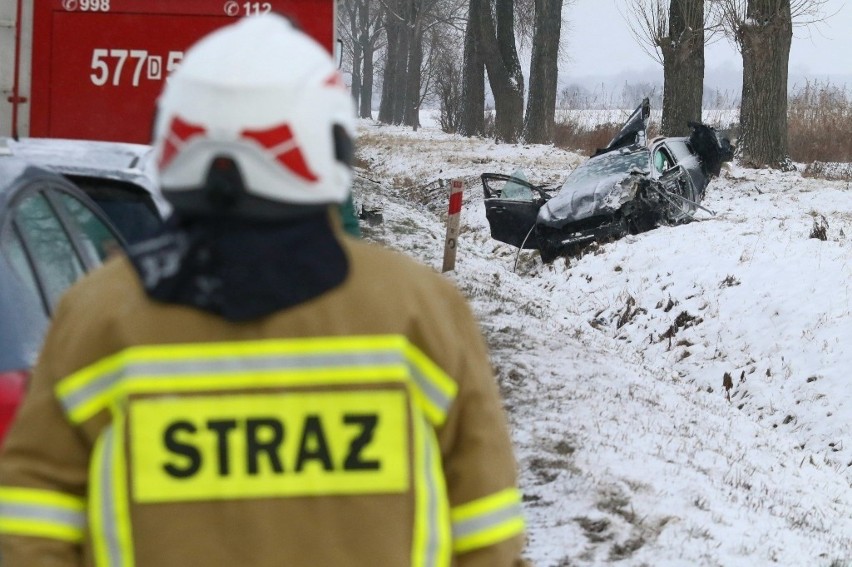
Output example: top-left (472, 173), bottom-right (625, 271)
top-left (0, 0), bottom-right (335, 143)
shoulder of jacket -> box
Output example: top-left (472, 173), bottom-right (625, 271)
top-left (59, 256), bottom-right (144, 316)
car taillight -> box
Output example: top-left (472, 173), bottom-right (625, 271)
top-left (0, 370), bottom-right (28, 443)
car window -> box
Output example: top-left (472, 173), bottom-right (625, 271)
top-left (56, 192), bottom-right (123, 261)
top-left (654, 148), bottom-right (674, 173)
top-left (0, 227), bottom-right (45, 315)
top-left (666, 140), bottom-right (695, 164)
top-left (70, 178), bottom-right (163, 245)
top-left (14, 192), bottom-right (85, 311)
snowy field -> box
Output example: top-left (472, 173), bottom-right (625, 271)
top-left (353, 116), bottom-right (852, 566)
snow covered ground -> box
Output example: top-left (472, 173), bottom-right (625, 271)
top-left (353, 117), bottom-right (852, 566)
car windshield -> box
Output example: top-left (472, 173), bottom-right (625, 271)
top-left (561, 149), bottom-right (649, 191)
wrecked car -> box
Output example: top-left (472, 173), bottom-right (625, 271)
top-left (483, 99), bottom-right (734, 263)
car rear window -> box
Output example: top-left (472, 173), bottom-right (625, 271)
top-left (56, 193), bottom-right (123, 261)
top-left (14, 192), bottom-right (85, 311)
top-left (70, 178), bottom-right (163, 245)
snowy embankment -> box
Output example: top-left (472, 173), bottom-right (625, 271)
top-left (352, 118), bottom-right (852, 566)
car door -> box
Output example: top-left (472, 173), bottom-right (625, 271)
top-left (482, 173), bottom-right (555, 249)
top-left (652, 140), bottom-right (699, 224)
top-left (0, 169), bottom-right (126, 441)
top-left (6, 174), bottom-right (124, 315)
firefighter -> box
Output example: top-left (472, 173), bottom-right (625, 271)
top-left (0, 13), bottom-right (527, 567)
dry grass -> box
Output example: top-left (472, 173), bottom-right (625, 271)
top-left (788, 81), bottom-right (852, 165)
top-left (553, 121), bottom-right (621, 157)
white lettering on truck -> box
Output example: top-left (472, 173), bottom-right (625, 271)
top-left (90, 50), bottom-right (184, 87)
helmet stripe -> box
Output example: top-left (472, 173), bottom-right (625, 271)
top-left (242, 124), bottom-right (320, 183)
top-left (159, 117), bottom-right (207, 169)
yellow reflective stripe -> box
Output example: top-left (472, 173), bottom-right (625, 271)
top-left (90, 418), bottom-right (135, 567)
top-left (56, 336), bottom-right (413, 420)
top-left (90, 423), bottom-right (110, 567)
top-left (56, 350), bottom-right (127, 425)
top-left (56, 336), bottom-right (458, 426)
top-left (404, 344), bottom-right (458, 426)
top-left (451, 488), bottom-right (525, 554)
top-left (410, 414), bottom-right (451, 567)
top-left (0, 487), bottom-right (86, 543)
top-left (111, 410), bottom-right (135, 567)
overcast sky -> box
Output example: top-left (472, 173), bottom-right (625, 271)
top-left (562, 0), bottom-right (852, 82)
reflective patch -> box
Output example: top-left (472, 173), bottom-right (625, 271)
top-left (129, 390), bottom-right (410, 503)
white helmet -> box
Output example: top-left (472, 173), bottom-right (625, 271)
top-left (152, 14), bottom-right (356, 216)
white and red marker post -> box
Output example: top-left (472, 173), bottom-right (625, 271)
top-left (442, 178), bottom-right (464, 273)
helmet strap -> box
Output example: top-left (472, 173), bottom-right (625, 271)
top-left (205, 155), bottom-right (247, 211)
top-left (333, 125), bottom-right (353, 167)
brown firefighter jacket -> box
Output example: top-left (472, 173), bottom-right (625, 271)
top-left (0, 230), bottom-right (527, 567)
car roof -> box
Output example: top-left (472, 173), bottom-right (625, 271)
top-left (0, 153), bottom-right (68, 209)
top-left (0, 137), bottom-right (171, 217)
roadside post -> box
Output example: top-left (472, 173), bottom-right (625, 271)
top-left (442, 178), bottom-right (463, 273)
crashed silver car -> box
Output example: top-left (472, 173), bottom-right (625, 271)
top-left (483, 99), bottom-right (734, 263)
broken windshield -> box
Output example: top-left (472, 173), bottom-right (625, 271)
top-left (560, 149), bottom-right (650, 192)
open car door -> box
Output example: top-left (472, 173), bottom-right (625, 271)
top-left (593, 97), bottom-right (651, 156)
top-left (482, 173), bottom-right (556, 249)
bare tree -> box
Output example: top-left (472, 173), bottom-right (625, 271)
top-left (522, 0), bottom-right (569, 143)
top-left (378, 0), bottom-right (410, 124)
top-left (339, 0), bottom-right (385, 118)
top-left (625, 0), bottom-right (713, 136)
top-left (377, 0), bottom-right (467, 127)
top-left (711, 0), bottom-right (831, 168)
top-left (459, 0), bottom-right (486, 136)
top-left (462, 0), bottom-right (525, 142)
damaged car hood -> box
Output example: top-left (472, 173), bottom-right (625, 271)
top-left (538, 148), bottom-right (650, 228)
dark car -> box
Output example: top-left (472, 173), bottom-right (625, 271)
top-left (483, 99), bottom-right (734, 263)
top-left (0, 138), bottom-right (166, 441)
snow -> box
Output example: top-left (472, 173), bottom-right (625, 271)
top-left (353, 115), bottom-right (852, 566)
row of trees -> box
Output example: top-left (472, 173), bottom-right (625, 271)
top-left (339, 0), bottom-right (570, 143)
top-left (629, 0), bottom-right (829, 168)
top-left (339, 0), bottom-right (830, 169)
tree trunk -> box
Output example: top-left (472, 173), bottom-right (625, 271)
top-left (390, 0), bottom-right (412, 124)
top-left (402, 0), bottom-right (423, 129)
top-left (738, 0), bottom-right (792, 169)
top-left (349, 0), bottom-right (370, 113)
top-left (351, 43), bottom-right (363, 110)
top-left (403, 26), bottom-right (423, 129)
top-left (378, 14), bottom-right (401, 123)
top-left (660, 0), bottom-right (704, 137)
top-left (360, 42), bottom-right (375, 119)
top-left (478, 0), bottom-right (524, 142)
top-left (460, 0), bottom-right (485, 136)
top-left (523, 0), bottom-right (562, 143)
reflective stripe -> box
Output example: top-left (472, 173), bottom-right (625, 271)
top-left (90, 419), bottom-right (135, 567)
top-left (56, 336), bottom-right (458, 427)
top-left (53, 335), bottom-right (460, 566)
top-left (0, 487), bottom-right (86, 542)
top-left (411, 414), bottom-right (451, 567)
top-left (451, 488), bottom-right (525, 554)
top-left (404, 344), bottom-right (456, 426)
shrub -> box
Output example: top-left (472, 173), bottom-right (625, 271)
top-left (553, 119), bottom-right (620, 156)
top-left (788, 81), bottom-right (852, 164)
